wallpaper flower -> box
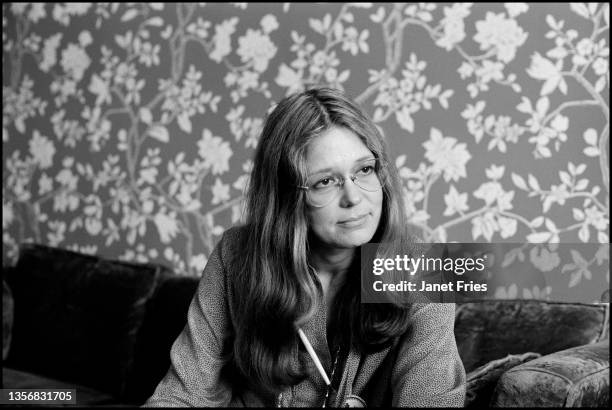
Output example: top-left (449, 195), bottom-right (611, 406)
top-left (2, 3), bottom-right (609, 299)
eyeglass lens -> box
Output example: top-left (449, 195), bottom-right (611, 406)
top-left (305, 160), bottom-right (382, 207)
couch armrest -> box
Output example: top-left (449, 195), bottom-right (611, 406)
top-left (491, 340), bottom-right (609, 407)
top-left (2, 266), bottom-right (15, 361)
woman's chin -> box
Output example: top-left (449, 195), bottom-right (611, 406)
top-left (335, 226), bottom-right (377, 248)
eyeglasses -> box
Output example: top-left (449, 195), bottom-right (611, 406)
top-left (297, 158), bottom-right (384, 207)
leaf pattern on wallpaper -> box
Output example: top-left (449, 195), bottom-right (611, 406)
top-left (2, 3), bottom-right (609, 295)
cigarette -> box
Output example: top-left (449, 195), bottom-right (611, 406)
top-left (297, 327), bottom-right (331, 386)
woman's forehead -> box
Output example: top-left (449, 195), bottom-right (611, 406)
top-left (305, 127), bottom-right (372, 173)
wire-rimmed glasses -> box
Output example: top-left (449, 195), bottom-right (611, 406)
top-left (297, 158), bottom-right (384, 208)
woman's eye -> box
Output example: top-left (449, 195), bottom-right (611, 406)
top-left (358, 165), bottom-right (374, 175)
top-left (314, 177), bottom-right (335, 189)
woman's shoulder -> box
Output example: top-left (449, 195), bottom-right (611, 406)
top-left (198, 225), bottom-right (249, 287)
top-left (216, 224), bottom-right (250, 265)
top-left (219, 224), bottom-right (249, 246)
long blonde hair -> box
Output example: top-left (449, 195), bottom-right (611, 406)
top-left (228, 87), bottom-right (414, 396)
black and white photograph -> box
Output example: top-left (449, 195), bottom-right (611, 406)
top-left (2, 3), bottom-right (609, 408)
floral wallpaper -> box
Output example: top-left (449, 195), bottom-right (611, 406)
top-left (2, 3), bottom-right (609, 292)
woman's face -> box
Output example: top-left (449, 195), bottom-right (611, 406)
top-left (304, 126), bottom-right (383, 250)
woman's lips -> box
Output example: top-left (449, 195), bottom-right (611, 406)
top-left (337, 213), bottom-right (369, 228)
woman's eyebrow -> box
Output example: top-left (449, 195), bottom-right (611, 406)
top-left (309, 155), bottom-right (376, 175)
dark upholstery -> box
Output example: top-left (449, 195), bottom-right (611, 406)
top-left (455, 301), bottom-right (608, 372)
top-left (492, 341), bottom-right (610, 407)
top-left (465, 352), bottom-right (542, 408)
top-left (4, 244), bottom-right (161, 399)
top-left (2, 274), bottom-right (14, 360)
top-left (2, 367), bottom-right (116, 406)
top-left (125, 273), bottom-right (199, 404)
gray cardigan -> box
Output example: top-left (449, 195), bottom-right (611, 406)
top-left (144, 227), bottom-right (466, 407)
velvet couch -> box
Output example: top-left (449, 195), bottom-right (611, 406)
top-left (2, 243), bottom-right (610, 407)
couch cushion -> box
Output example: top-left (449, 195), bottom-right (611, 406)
top-left (2, 273), bottom-right (14, 360)
top-left (455, 300), bottom-right (608, 372)
top-left (491, 340), bottom-right (610, 407)
top-left (124, 272), bottom-right (200, 404)
top-left (4, 244), bottom-right (161, 399)
top-left (464, 351), bottom-right (541, 408)
top-left (2, 367), bottom-right (117, 406)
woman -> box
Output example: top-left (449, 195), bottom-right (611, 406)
top-left (144, 87), bottom-right (466, 407)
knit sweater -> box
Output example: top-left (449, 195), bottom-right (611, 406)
top-left (144, 226), bottom-right (466, 407)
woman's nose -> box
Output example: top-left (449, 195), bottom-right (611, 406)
top-left (339, 177), bottom-right (363, 207)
